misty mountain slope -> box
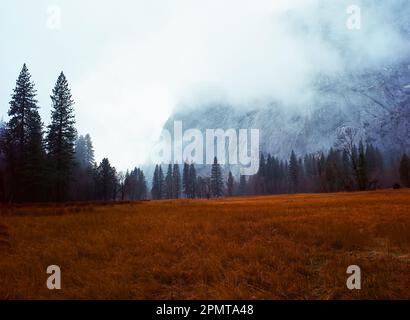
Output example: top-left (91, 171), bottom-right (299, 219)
top-left (163, 62), bottom-right (410, 161)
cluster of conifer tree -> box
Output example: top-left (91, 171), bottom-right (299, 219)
top-left (150, 145), bottom-right (409, 199)
top-left (249, 144), bottom-right (382, 195)
top-left (0, 64), bottom-right (147, 203)
top-left (238, 146), bottom-right (409, 196)
top-left (151, 157), bottom-right (225, 199)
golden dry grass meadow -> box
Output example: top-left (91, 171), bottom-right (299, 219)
top-left (0, 189), bottom-right (409, 300)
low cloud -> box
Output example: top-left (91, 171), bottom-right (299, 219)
top-left (68, 0), bottom-right (409, 168)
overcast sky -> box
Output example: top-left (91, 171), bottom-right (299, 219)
top-left (0, 0), bottom-right (407, 170)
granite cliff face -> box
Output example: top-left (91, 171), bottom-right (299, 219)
top-left (163, 62), bottom-right (410, 161)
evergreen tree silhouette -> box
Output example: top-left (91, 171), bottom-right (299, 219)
top-left (211, 157), bottom-right (223, 197)
top-left (47, 72), bottom-right (77, 201)
top-left (5, 64), bottom-right (45, 202)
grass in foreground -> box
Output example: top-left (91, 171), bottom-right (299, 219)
top-left (0, 190), bottom-right (409, 299)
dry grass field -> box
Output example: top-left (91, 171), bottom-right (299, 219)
top-left (0, 190), bottom-right (409, 300)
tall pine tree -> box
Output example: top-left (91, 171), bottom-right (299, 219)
top-left (227, 171), bottom-right (234, 196)
top-left (182, 162), bottom-right (190, 198)
top-left (5, 64), bottom-right (45, 202)
top-left (151, 165), bottom-right (159, 199)
top-left (47, 72), bottom-right (77, 201)
top-left (211, 157), bottom-right (223, 197)
top-left (74, 135), bottom-right (87, 168)
top-left (172, 163), bottom-right (181, 199)
top-left (165, 164), bottom-right (173, 199)
top-left (96, 158), bottom-right (117, 201)
top-left (189, 163), bottom-right (197, 198)
top-left (73, 134), bottom-right (96, 201)
top-left (84, 133), bottom-right (95, 166)
top-left (151, 165), bottom-right (165, 199)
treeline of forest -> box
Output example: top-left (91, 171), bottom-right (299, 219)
top-left (0, 64), bottom-right (148, 203)
top-left (150, 157), bottom-right (225, 200)
top-left (146, 128), bottom-right (410, 200)
top-left (248, 145), bottom-right (410, 196)
top-left (1, 65), bottom-right (409, 203)
top-left (147, 145), bottom-right (410, 200)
